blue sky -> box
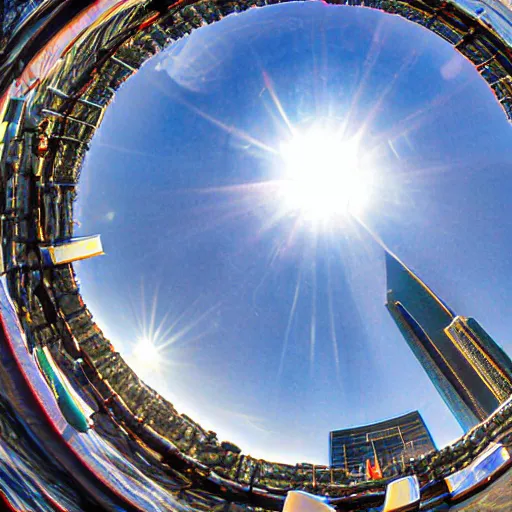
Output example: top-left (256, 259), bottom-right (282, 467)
top-left (75, 2), bottom-right (512, 464)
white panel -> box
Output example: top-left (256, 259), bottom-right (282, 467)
top-left (41, 235), bottom-right (104, 265)
top-left (383, 475), bottom-right (420, 512)
top-left (283, 491), bottom-right (334, 512)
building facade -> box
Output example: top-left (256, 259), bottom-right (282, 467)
top-left (385, 252), bottom-right (512, 431)
top-left (330, 411), bottom-right (436, 479)
top-left (445, 316), bottom-right (512, 403)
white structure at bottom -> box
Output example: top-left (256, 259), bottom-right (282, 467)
top-left (445, 442), bottom-right (510, 501)
top-left (283, 491), bottom-right (334, 512)
top-left (382, 475), bottom-right (420, 512)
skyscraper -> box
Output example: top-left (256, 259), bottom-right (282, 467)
top-left (385, 252), bottom-right (512, 431)
top-left (445, 317), bottom-right (512, 403)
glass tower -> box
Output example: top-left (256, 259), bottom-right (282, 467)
top-left (445, 317), bottom-right (512, 403)
top-left (385, 252), bottom-right (512, 431)
top-left (330, 411), bottom-right (436, 478)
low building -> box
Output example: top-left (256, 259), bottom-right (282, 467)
top-left (330, 411), bottom-right (436, 480)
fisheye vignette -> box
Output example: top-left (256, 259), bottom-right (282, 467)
top-left (0, 0), bottom-right (512, 511)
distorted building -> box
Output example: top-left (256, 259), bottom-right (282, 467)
top-left (385, 252), bottom-right (512, 431)
top-left (330, 411), bottom-right (436, 479)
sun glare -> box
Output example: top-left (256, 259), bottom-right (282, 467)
top-left (279, 127), bottom-right (371, 223)
top-left (130, 337), bottom-right (161, 374)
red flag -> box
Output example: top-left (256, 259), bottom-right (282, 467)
top-left (365, 459), bottom-right (372, 480)
top-left (373, 455), bottom-right (383, 479)
top-left (365, 457), bottom-right (383, 480)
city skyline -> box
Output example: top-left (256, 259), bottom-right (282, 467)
top-left (1, 0), bottom-right (512, 509)
top-left (75, 2), bottom-right (512, 463)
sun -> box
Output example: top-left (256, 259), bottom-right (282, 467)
top-left (279, 126), bottom-right (371, 223)
top-left (129, 337), bottom-right (161, 375)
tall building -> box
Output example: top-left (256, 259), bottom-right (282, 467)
top-left (445, 317), bottom-right (512, 403)
top-left (385, 252), bottom-right (512, 431)
top-left (330, 411), bottom-right (435, 479)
